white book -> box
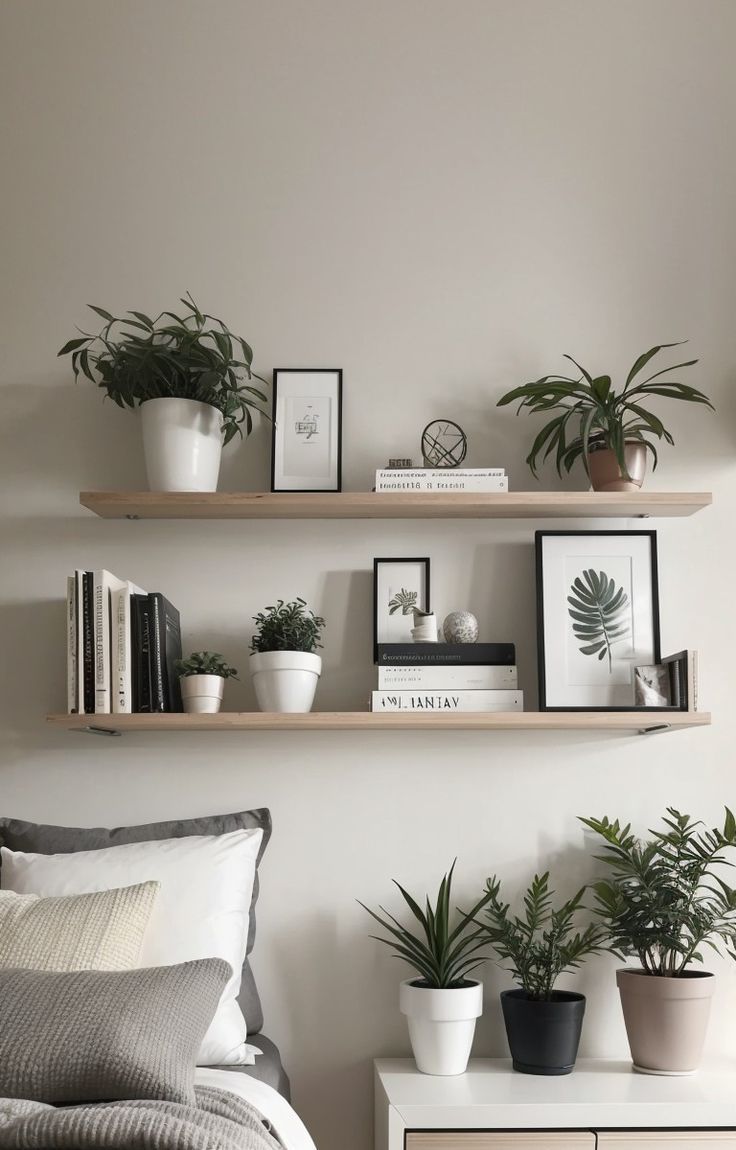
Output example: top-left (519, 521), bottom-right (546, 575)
top-left (112, 580), bottom-right (147, 714)
top-left (376, 468), bottom-right (506, 479)
top-left (74, 570), bottom-right (86, 713)
top-left (94, 569), bottom-right (127, 713)
top-left (376, 476), bottom-right (508, 492)
top-left (66, 576), bottom-right (77, 713)
top-left (371, 690), bottom-right (523, 712)
top-left (378, 665), bottom-right (518, 690)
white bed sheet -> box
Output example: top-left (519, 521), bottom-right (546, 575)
top-left (194, 1067), bottom-right (317, 1150)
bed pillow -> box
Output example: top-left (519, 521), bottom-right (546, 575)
top-left (0, 828), bottom-right (262, 1066)
top-left (0, 807), bottom-right (271, 1034)
top-left (0, 882), bottom-right (159, 971)
top-left (0, 960), bottom-right (230, 1105)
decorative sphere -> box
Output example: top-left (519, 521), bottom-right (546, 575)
top-left (443, 611), bottom-right (479, 644)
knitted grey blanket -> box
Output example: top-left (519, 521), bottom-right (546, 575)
top-left (0, 1086), bottom-right (282, 1150)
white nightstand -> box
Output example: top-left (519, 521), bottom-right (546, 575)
top-left (374, 1058), bottom-right (736, 1150)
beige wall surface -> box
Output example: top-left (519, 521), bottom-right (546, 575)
top-left (1, 2), bottom-right (735, 1147)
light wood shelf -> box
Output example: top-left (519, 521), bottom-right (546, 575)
top-left (46, 711), bottom-right (711, 735)
top-left (79, 491), bottom-right (712, 521)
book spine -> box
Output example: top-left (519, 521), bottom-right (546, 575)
top-left (113, 582), bottom-right (146, 714)
top-left (162, 602), bottom-right (183, 713)
top-left (82, 573), bottom-right (94, 714)
top-left (66, 576), bottom-right (77, 713)
top-left (377, 643), bottom-right (515, 666)
top-left (132, 595), bottom-right (152, 713)
top-left (74, 572), bottom-right (85, 713)
top-left (371, 690), bottom-right (523, 712)
top-left (690, 650), bottom-right (698, 712)
top-left (149, 595), bottom-right (166, 713)
top-left (376, 469), bottom-right (506, 479)
top-left (376, 477), bottom-right (508, 492)
top-left (378, 665), bottom-right (518, 690)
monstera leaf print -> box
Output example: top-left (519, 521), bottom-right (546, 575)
top-left (388, 588), bottom-right (418, 615)
top-left (568, 569), bottom-right (630, 672)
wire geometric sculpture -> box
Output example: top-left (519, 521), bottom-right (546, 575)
top-left (421, 419), bottom-right (468, 468)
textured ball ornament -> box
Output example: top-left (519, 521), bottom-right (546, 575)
top-left (442, 611), bottom-right (479, 644)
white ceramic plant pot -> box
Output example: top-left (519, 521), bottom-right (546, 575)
top-left (250, 651), bottom-right (322, 713)
top-left (141, 398), bottom-right (224, 492)
top-left (400, 978), bottom-right (483, 1076)
top-left (180, 674), bottom-right (225, 714)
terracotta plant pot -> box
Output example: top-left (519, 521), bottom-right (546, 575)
top-left (616, 968), bottom-right (715, 1075)
top-left (587, 443), bottom-right (647, 492)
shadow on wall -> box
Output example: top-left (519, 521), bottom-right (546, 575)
top-left (0, 599), bottom-right (70, 765)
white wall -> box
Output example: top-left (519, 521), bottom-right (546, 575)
top-left (1, 1), bottom-right (736, 1146)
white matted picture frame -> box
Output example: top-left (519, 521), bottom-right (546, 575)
top-left (536, 530), bottom-right (661, 711)
top-left (373, 557), bottom-right (431, 662)
top-left (271, 369), bottom-right (343, 492)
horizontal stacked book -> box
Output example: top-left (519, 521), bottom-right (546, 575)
top-left (65, 570), bottom-right (183, 715)
top-left (371, 642), bottom-right (523, 713)
top-left (375, 468), bottom-right (508, 492)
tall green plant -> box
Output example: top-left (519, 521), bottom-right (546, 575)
top-left (581, 808), bottom-right (736, 976)
top-left (497, 342), bottom-right (713, 481)
top-left (58, 294), bottom-right (269, 444)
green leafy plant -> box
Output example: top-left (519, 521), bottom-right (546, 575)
top-left (359, 861), bottom-right (493, 988)
top-left (568, 569), bottom-right (630, 671)
top-left (478, 872), bottom-right (606, 1000)
top-left (174, 651), bottom-right (239, 679)
top-left (580, 808), bottom-right (736, 976)
top-left (497, 342), bottom-right (713, 481)
top-left (388, 588), bottom-right (418, 616)
top-left (250, 598), bottom-right (325, 654)
top-left (58, 294), bottom-right (269, 445)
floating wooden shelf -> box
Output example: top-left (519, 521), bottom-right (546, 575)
top-left (79, 491), bottom-right (712, 521)
top-left (46, 711), bottom-right (711, 735)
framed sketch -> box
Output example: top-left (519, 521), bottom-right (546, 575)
top-left (536, 531), bottom-right (661, 711)
top-left (271, 369), bottom-right (343, 492)
top-left (373, 558), bottom-right (430, 662)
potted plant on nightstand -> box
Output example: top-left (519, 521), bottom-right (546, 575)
top-left (58, 294), bottom-right (269, 492)
top-left (478, 872), bottom-right (606, 1075)
top-left (249, 599), bottom-right (325, 713)
top-left (581, 807), bottom-right (736, 1075)
top-left (497, 342), bottom-right (713, 491)
top-left (175, 651), bottom-right (238, 714)
top-left (359, 862), bottom-right (492, 1076)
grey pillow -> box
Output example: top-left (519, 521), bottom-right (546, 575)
top-left (0, 959), bottom-right (230, 1105)
top-left (0, 809), bottom-right (270, 1034)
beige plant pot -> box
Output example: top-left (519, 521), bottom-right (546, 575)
top-left (616, 968), bottom-right (715, 1075)
top-left (587, 443), bottom-right (647, 492)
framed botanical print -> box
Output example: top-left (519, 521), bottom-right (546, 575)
top-left (536, 531), bottom-right (661, 711)
top-left (373, 558), bottom-right (431, 662)
top-left (271, 369), bottom-right (343, 492)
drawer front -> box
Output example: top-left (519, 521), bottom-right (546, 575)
top-left (597, 1136), bottom-right (736, 1149)
top-left (406, 1135), bottom-right (595, 1149)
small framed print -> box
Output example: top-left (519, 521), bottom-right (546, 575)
top-left (271, 369), bottom-right (343, 492)
top-left (536, 531), bottom-right (661, 711)
top-left (373, 557), bottom-right (431, 662)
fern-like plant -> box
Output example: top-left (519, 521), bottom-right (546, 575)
top-left (250, 599), bottom-right (325, 654)
top-left (568, 569), bottom-right (630, 671)
top-left (174, 651), bottom-right (239, 679)
top-left (388, 588), bottom-right (418, 616)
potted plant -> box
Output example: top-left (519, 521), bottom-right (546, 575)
top-left (478, 872), bottom-right (606, 1075)
top-left (174, 651), bottom-right (238, 714)
top-left (58, 294), bottom-right (268, 492)
top-left (249, 599), bottom-right (325, 713)
top-left (359, 862), bottom-right (492, 1075)
top-left (581, 808), bottom-right (736, 1075)
top-left (497, 342), bottom-right (713, 491)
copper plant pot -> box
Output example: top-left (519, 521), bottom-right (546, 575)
top-left (587, 443), bottom-right (647, 492)
top-left (616, 968), bottom-right (715, 1075)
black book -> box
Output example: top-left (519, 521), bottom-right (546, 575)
top-left (131, 593), bottom-right (153, 713)
top-left (376, 642), bottom-right (516, 666)
top-left (82, 571), bottom-right (95, 714)
top-left (149, 593), bottom-right (183, 713)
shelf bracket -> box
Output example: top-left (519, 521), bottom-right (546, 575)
top-left (76, 725), bottom-right (122, 737)
top-left (638, 722), bottom-right (672, 736)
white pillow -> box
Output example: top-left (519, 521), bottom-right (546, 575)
top-left (0, 828), bottom-right (262, 1066)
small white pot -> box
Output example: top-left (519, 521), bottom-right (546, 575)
top-left (250, 651), bottom-right (322, 713)
top-left (180, 674), bottom-right (225, 714)
top-left (141, 398), bottom-right (224, 492)
top-left (400, 978), bottom-right (483, 1076)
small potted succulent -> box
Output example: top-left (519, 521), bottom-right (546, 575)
top-left (479, 872), bottom-right (606, 1075)
top-left (581, 808), bottom-right (736, 1075)
top-left (359, 862), bottom-right (492, 1075)
top-left (174, 651), bottom-right (238, 714)
top-left (249, 599), bottom-right (325, 713)
top-left (58, 295), bottom-right (268, 492)
top-left (497, 342), bottom-right (713, 491)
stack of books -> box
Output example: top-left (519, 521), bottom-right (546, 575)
top-left (65, 570), bottom-right (182, 715)
top-left (375, 468), bottom-right (508, 492)
top-left (371, 642), bottom-right (523, 712)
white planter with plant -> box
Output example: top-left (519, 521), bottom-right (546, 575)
top-left (175, 651), bottom-right (238, 714)
top-left (582, 807), bottom-right (736, 1075)
top-left (58, 294), bottom-right (269, 492)
top-left (360, 863), bottom-right (492, 1076)
top-left (249, 599), bottom-right (325, 713)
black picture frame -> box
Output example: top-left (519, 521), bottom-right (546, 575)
top-left (373, 557), bottom-right (431, 664)
top-left (270, 368), bottom-right (343, 493)
top-left (536, 530), bottom-right (662, 712)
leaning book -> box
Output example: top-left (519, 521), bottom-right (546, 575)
top-left (371, 690), bottom-right (523, 712)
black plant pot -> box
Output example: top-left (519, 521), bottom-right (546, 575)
top-left (501, 989), bottom-right (586, 1075)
